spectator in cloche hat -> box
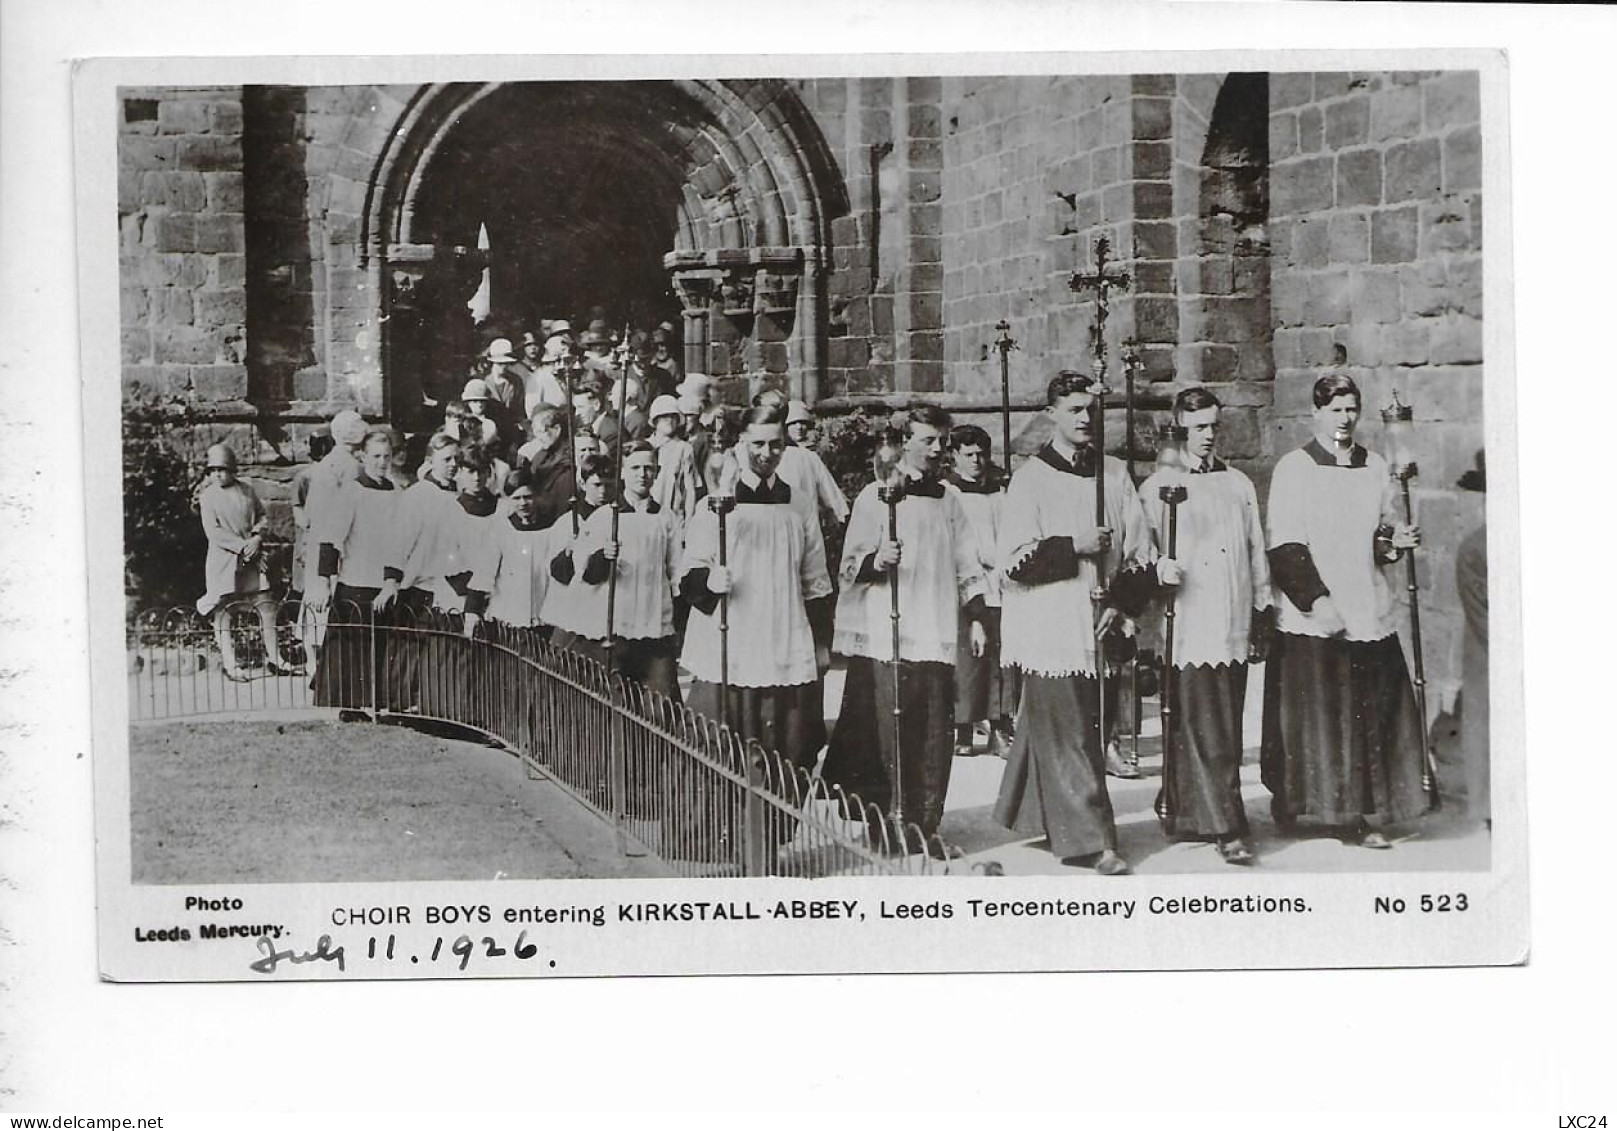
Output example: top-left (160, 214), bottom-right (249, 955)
top-left (785, 399), bottom-right (818, 447)
top-left (197, 443), bottom-right (289, 681)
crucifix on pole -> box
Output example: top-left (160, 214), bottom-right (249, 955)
top-left (1068, 233), bottom-right (1134, 779)
top-left (1068, 234), bottom-right (1132, 394)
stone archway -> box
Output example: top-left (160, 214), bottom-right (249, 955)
top-left (362, 80), bottom-right (849, 426)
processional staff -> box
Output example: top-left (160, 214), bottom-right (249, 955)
top-left (1121, 341), bottom-right (1146, 770)
top-left (873, 433), bottom-right (908, 849)
top-left (992, 319), bottom-right (1017, 477)
top-left (1153, 424), bottom-right (1188, 826)
top-left (707, 465), bottom-right (738, 730)
top-left (1068, 235), bottom-right (1131, 759)
top-left (603, 324), bottom-right (634, 674)
top-left (561, 346), bottom-right (584, 537)
top-left (1380, 393), bottom-right (1441, 812)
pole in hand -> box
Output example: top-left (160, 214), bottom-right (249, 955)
top-left (993, 319), bottom-right (1017, 478)
top-left (1154, 429), bottom-right (1188, 826)
top-left (708, 467), bottom-right (737, 732)
top-left (1381, 393), bottom-right (1441, 812)
top-left (874, 435), bottom-right (907, 852)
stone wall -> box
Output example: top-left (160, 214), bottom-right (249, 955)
top-left (1267, 70), bottom-right (1484, 697)
top-left (119, 86), bottom-right (248, 411)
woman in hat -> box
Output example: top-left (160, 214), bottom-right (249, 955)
top-left (197, 443), bottom-right (286, 682)
top-left (646, 394), bottom-right (701, 526)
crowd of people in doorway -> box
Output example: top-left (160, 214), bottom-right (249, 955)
top-left (195, 321), bottom-right (1490, 871)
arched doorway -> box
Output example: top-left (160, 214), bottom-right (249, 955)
top-left (366, 80), bottom-right (849, 428)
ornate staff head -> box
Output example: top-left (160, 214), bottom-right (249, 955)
top-left (1380, 390), bottom-right (1418, 481)
top-left (873, 427), bottom-right (905, 506)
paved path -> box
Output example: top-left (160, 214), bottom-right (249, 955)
top-left (822, 661), bottom-right (1490, 876)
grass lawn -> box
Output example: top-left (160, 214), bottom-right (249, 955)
top-left (130, 718), bottom-right (669, 884)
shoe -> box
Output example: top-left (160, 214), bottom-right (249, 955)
top-left (266, 661), bottom-right (302, 677)
top-left (1094, 850), bottom-right (1132, 876)
top-left (1217, 838), bottom-right (1256, 866)
top-left (1270, 796), bottom-right (1295, 832)
top-left (224, 667), bottom-right (252, 683)
top-left (1104, 742), bottom-right (1141, 779)
top-left (1357, 829), bottom-right (1393, 850)
top-left (986, 727), bottom-right (1012, 759)
top-left (337, 709), bottom-right (371, 723)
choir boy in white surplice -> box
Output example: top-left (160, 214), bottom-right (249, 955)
top-left (678, 406), bottom-right (834, 773)
top-left (540, 454), bottom-right (611, 650)
top-left (560, 442), bottom-right (682, 704)
top-left (992, 371), bottom-right (1155, 877)
top-left (482, 467), bottom-right (560, 636)
top-left (822, 408), bottom-right (988, 848)
top-left (1138, 388), bottom-right (1273, 866)
top-left (311, 429), bottom-right (400, 709)
top-left (1260, 374), bottom-right (1427, 848)
top-left (946, 423), bottom-right (1017, 756)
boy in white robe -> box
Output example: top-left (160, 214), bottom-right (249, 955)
top-left (822, 408), bottom-right (988, 851)
top-left (541, 455), bottom-right (611, 647)
top-left (196, 444), bottom-right (283, 681)
top-left (1139, 388), bottom-right (1273, 865)
top-left (374, 432), bottom-right (462, 711)
top-left (946, 423), bottom-right (1017, 757)
top-left (678, 406), bottom-right (834, 774)
top-left (1260, 374), bottom-right (1426, 847)
top-left (559, 442), bottom-right (682, 704)
top-left (310, 429), bottom-right (400, 710)
top-left (992, 371), bottom-right (1155, 876)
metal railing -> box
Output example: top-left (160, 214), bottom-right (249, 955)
top-left (128, 597), bottom-right (963, 878)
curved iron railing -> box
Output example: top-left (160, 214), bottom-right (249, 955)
top-left (127, 597), bottom-right (965, 878)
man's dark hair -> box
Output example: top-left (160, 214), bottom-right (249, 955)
top-left (574, 378), bottom-right (609, 405)
top-left (622, 439), bottom-right (658, 462)
top-left (906, 404), bottom-right (953, 436)
top-left (454, 443), bottom-right (492, 476)
top-left (504, 467), bottom-right (536, 496)
top-left (1046, 369), bottom-right (1096, 406)
top-left (578, 453), bottom-right (616, 482)
top-left (950, 423), bottom-right (992, 453)
top-left (743, 404), bottom-right (786, 429)
top-left (750, 387), bottom-right (788, 409)
top-left (1173, 386), bottom-right (1223, 417)
top-left (1312, 373), bottom-right (1361, 409)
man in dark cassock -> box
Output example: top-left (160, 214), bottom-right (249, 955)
top-left (513, 405), bottom-right (576, 530)
top-left (1260, 373), bottom-right (1427, 848)
top-left (1139, 387), bottom-right (1273, 865)
top-left (993, 371), bottom-right (1154, 876)
top-left (821, 408), bottom-right (988, 851)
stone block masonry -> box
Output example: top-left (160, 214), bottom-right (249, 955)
top-left (120, 86), bottom-right (248, 419)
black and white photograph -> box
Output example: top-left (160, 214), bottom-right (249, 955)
top-left (72, 47), bottom-right (1522, 986)
top-left (23, 0), bottom-right (1617, 1118)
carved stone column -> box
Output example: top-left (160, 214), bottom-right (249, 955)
top-left (385, 241), bottom-right (487, 429)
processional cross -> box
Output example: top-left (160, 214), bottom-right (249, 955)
top-left (1067, 234), bottom-right (1132, 394)
top-left (1067, 234), bottom-right (1135, 771)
